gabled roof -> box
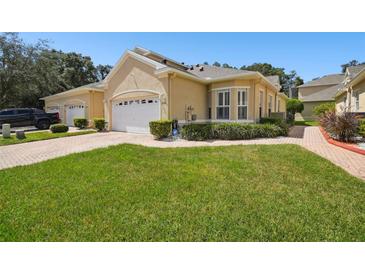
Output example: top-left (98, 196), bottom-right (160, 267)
top-left (102, 47), bottom-right (281, 93)
top-left (133, 46), bottom-right (188, 71)
top-left (298, 74), bottom-right (344, 88)
top-left (40, 82), bottom-right (105, 100)
top-left (301, 83), bottom-right (342, 102)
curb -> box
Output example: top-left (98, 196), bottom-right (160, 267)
top-left (319, 127), bottom-right (365, 156)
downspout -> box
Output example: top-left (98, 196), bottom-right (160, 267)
top-left (253, 81), bottom-right (256, 122)
top-left (168, 73), bottom-right (172, 119)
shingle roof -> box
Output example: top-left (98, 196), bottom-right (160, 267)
top-left (298, 74), bottom-right (344, 88)
top-left (347, 64), bottom-right (365, 78)
top-left (187, 64), bottom-right (253, 79)
top-left (266, 75), bottom-right (281, 87)
top-left (186, 64), bottom-right (280, 87)
top-left (301, 83), bottom-right (342, 102)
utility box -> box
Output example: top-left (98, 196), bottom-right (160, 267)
top-left (2, 124), bottom-right (11, 138)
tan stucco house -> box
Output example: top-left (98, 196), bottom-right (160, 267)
top-left (41, 47), bottom-right (287, 133)
top-left (335, 64), bottom-right (365, 114)
top-left (297, 74), bottom-right (344, 120)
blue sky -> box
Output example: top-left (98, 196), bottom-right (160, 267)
top-left (19, 32), bottom-right (365, 82)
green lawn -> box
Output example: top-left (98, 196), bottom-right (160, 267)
top-left (0, 144), bottom-right (364, 241)
top-left (294, 120), bottom-right (319, 126)
top-left (0, 130), bottom-right (96, 146)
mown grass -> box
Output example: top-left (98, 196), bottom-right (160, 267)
top-left (0, 130), bottom-right (96, 146)
top-left (0, 144), bottom-right (364, 241)
top-left (294, 120), bottom-right (319, 126)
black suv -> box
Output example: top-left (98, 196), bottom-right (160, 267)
top-left (0, 108), bottom-right (60, 129)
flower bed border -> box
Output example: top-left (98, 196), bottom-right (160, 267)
top-left (319, 127), bottom-right (365, 155)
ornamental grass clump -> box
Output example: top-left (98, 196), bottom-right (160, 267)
top-left (320, 111), bottom-right (358, 142)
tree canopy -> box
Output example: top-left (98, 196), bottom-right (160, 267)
top-left (286, 98), bottom-right (304, 120)
top-left (0, 33), bottom-right (112, 109)
top-left (241, 63), bottom-right (303, 95)
top-left (341, 60), bottom-right (365, 73)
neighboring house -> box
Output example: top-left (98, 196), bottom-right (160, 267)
top-left (335, 64), bottom-right (365, 114)
top-left (296, 74), bottom-right (344, 120)
top-left (41, 47), bottom-right (287, 133)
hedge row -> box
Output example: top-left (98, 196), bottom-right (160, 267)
top-left (181, 122), bottom-right (288, 141)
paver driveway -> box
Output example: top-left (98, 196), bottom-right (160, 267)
top-left (0, 127), bottom-right (364, 180)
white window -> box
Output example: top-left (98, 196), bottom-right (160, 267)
top-left (216, 89), bottom-right (230, 119)
top-left (268, 95), bottom-right (273, 115)
top-left (237, 89), bottom-right (248, 120)
top-left (355, 92), bottom-right (360, 111)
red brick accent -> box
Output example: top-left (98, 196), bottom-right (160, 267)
top-left (319, 127), bottom-right (365, 156)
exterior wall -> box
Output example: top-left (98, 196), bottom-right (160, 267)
top-left (335, 93), bottom-right (346, 113)
top-left (298, 84), bottom-right (335, 101)
top-left (208, 79), bottom-right (281, 122)
top-left (44, 92), bottom-right (92, 124)
top-left (352, 79), bottom-right (365, 112)
top-left (296, 101), bottom-right (332, 121)
top-left (104, 57), bottom-right (169, 129)
top-left (170, 76), bottom-right (208, 121)
top-left (209, 79), bottom-right (255, 122)
top-left (89, 91), bottom-right (105, 122)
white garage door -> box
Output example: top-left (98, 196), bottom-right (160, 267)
top-left (112, 98), bottom-right (160, 133)
top-left (66, 105), bottom-right (85, 126)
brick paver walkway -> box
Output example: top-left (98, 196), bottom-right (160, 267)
top-left (0, 127), bottom-right (364, 180)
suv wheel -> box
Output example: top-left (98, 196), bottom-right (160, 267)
top-left (36, 120), bottom-right (50, 130)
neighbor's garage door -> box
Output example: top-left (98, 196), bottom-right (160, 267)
top-left (112, 98), bottom-right (160, 133)
top-left (66, 105), bottom-right (85, 126)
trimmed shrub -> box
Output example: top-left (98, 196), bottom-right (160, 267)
top-left (313, 102), bottom-right (335, 117)
top-left (320, 111), bottom-right (358, 142)
top-left (93, 118), bottom-right (106, 131)
top-left (260, 117), bottom-right (282, 125)
top-left (260, 117), bottom-right (289, 136)
top-left (73, 118), bottom-right (88, 129)
top-left (181, 123), bottom-right (286, 141)
top-left (359, 119), bottom-right (365, 137)
top-left (181, 123), bottom-right (213, 141)
top-left (149, 120), bottom-right (172, 139)
top-left (50, 124), bottom-right (69, 133)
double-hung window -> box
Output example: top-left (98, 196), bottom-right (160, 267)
top-left (216, 89), bottom-right (230, 119)
top-left (268, 95), bottom-right (273, 116)
top-left (237, 89), bottom-right (248, 120)
top-left (355, 91), bottom-right (360, 111)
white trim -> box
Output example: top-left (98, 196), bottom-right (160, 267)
top-left (40, 86), bottom-right (104, 100)
top-left (237, 88), bottom-right (249, 120)
top-left (104, 50), bottom-right (167, 83)
top-left (177, 119), bottom-right (254, 124)
top-left (111, 89), bottom-right (161, 100)
top-left (216, 89), bottom-right (230, 120)
top-left (210, 86), bottom-right (250, 91)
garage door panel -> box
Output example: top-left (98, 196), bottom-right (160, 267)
top-left (66, 105), bottom-right (85, 126)
top-left (112, 98), bottom-right (160, 133)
